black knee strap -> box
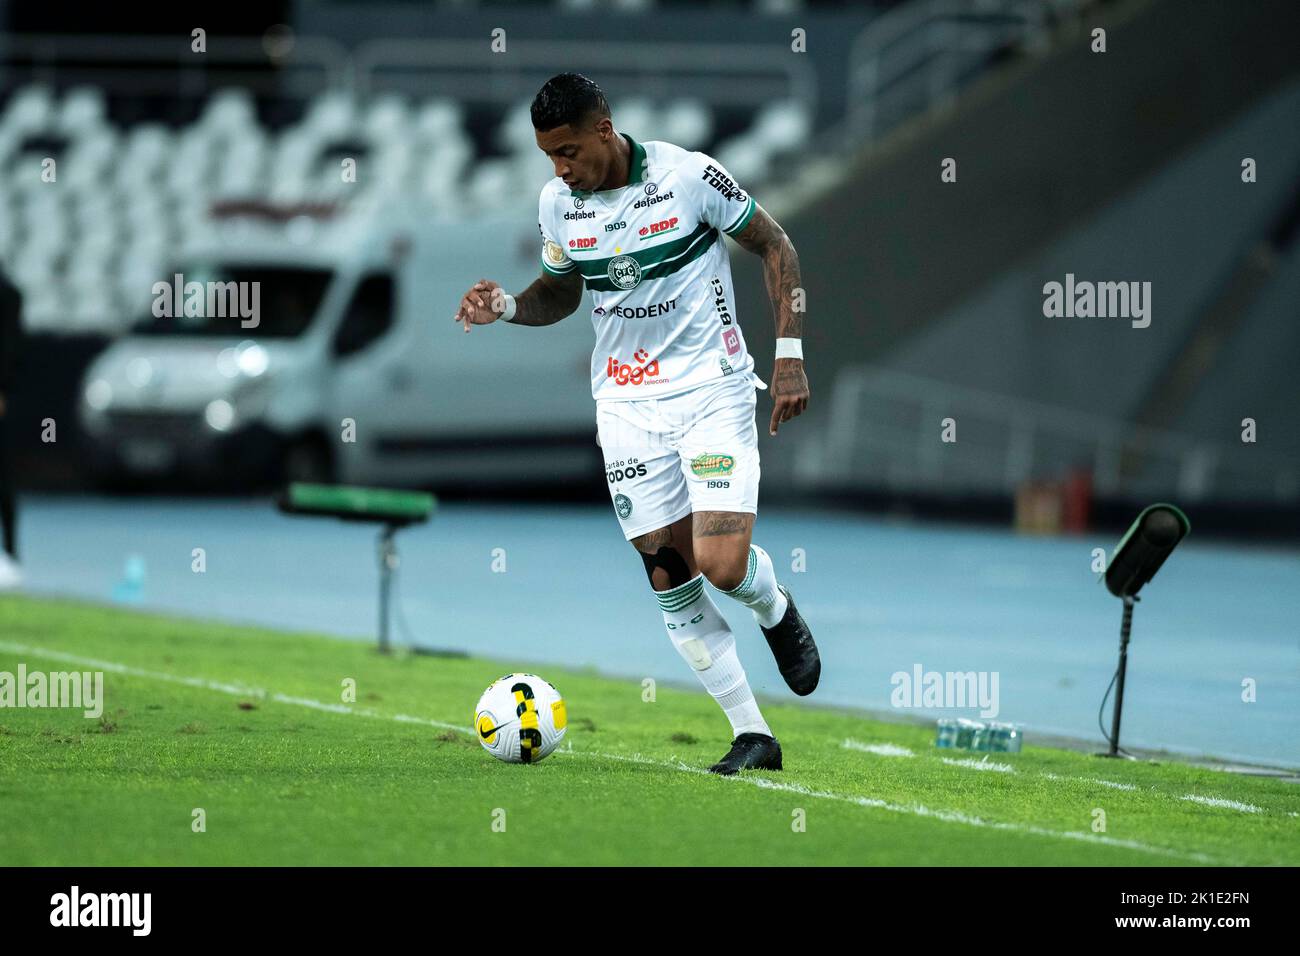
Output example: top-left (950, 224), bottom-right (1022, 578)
top-left (639, 546), bottom-right (692, 588)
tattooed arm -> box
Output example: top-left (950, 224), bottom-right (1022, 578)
top-left (731, 204), bottom-right (809, 436)
top-left (454, 269), bottom-right (584, 331)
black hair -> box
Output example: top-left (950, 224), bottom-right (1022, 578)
top-left (531, 73), bottom-right (610, 132)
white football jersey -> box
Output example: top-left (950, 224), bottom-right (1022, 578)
top-left (538, 133), bottom-right (758, 401)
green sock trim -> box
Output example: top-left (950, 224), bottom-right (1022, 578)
top-left (721, 546), bottom-right (758, 596)
top-left (657, 576), bottom-right (704, 612)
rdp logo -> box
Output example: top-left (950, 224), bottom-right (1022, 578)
top-left (639, 216), bottom-right (679, 237)
top-left (606, 348), bottom-right (661, 385)
top-left (570, 237), bottom-right (598, 249)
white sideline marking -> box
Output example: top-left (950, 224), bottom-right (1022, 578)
top-left (0, 641), bottom-right (1222, 864)
top-left (842, 739), bottom-right (914, 757)
top-left (0, 641), bottom-right (465, 733)
top-left (563, 750), bottom-right (1214, 861)
top-left (1181, 794), bottom-right (1262, 814)
top-left (1042, 772), bottom-right (1138, 792)
top-left (942, 756), bottom-right (1015, 773)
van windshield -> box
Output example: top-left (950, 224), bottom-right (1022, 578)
top-left (132, 265), bottom-right (334, 337)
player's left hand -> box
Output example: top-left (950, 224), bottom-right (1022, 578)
top-left (769, 358), bottom-right (809, 436)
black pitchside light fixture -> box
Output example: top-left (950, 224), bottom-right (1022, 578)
top-left (1097, 503), bottom-right (1190, 759)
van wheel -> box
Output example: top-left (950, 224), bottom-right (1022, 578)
top-left (282, 437), bottom-right (334, 485)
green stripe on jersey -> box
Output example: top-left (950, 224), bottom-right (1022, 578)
top-left (541, 257), bottom-right (575, 275)
top-left (724, 196), bottom-right (757, 236)
top-left (578, 222), bottom-right (719, 292)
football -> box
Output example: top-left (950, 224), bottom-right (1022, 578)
top-left (474, 673), bottom-right (567, 763)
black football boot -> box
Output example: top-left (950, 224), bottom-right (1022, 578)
top-left (759, 584), bottom-right (820, 696)
top-left (707, 732), bottom-right (783, 775)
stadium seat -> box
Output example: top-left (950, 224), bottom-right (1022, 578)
top-left (116, 124), bottom-right (173, 191)
top-left (516, 147), bottom-right (557, 190)
top-left (752, 98), bottom-right (812, 152)
top-left (466, 158), bottom-right (515, 210)
top-left (67, 224), bottom-right (120, 269)
top-left (268, 173), bottom-right (311, 204)
top-left (660, 98), bottom-right (714, 151)
top-left (215, 131), bottom-right (269, 198)
top-left (268, 130), bottom-right (319, 188)
top-left (165, 129), bottom-right (217, 196)
top-left (17, 193), bottom-right (68, 252)
top-left (301, 90), bottom-right (358, 141)
top-left (61, 127), bottom-right (120, 191)
top-left (714, 133), bottom-right (771, 186)
top-left (0, 85), bottom-right (56, 138)
top-left (413, 98), bottom-right (466, 145)
top-left (55, 87), bottom-right (108, 136)
top-left (418, 138), bottom-right (474, 208)
top-left (613, 97), bottom-right (657, 144)
top-left (364, 142), bottom-right (416, 198)
top-left (68, 274), bottom-right (118, 333)
top-left (364, 92), bottom-right (412, 142)
top-left (198, 88), bottom-right (258, 139)
top-left (115, 251), bottom-right (167, 318)
top-left (496, 98), bottom-right (540, 157)
top-left (20, 284), bottom-right (67, 333)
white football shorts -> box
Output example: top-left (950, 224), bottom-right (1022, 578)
top-left (596, 371), bottom-right (768, 540)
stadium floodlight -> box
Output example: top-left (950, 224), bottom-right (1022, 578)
top-left (1098, 503), bottom-right (1190, 759)
top-left (277, 483), bottom-right (436, 653)
top-left (1104, 503), bottom-right (1189, 599)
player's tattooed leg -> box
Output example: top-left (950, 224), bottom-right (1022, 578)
top-left (692, 511), bottom-right (754, 592)
top-left (693, 512), bottom-right (753, 538)
top-left (639, 516), bottom-right (773, 741)
top-left (631, 525), bottom-right (672, 551)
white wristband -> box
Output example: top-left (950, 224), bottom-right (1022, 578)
top-left (775, 337), bottom-right (803, 360)
top-left (499, 293), bottom-right (517, 322)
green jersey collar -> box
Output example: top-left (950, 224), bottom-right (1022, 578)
top-left (569, 133), bottom-right (646, 198)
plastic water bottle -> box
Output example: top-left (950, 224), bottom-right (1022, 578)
top-left (112, 554), bottom-right (146, 604)
top-left (936, 717), bottom-right (1022, 752)
top-left (988, 722), bottom-right (1023, 753)
top-left (935, 719), bottom-right (958, 748)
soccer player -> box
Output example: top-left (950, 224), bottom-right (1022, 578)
top-left (453, 73), bottom-right (818, 774)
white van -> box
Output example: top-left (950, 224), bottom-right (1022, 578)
top-left (79, 199), bottom-right (600, 488)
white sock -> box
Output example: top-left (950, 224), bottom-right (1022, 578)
top-left (718, 544), bottom-right (788, 628)
top-left (656, 573), bottom-right (771, 738)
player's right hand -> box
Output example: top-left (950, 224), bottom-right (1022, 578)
top-left (453, 279), bottom-right (506, 333)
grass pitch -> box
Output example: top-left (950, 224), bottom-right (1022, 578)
top-left (1, 594), bottom-right (1296, 866)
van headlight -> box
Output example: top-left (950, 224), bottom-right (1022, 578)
top-left (205, 378), bottom-right (271, 432)
top-left (218, 341), bottom-right (269, 379)
top-left (204, 399), bottom-right (235, 432)
top-left (84, 378), bottom-right (113, 411)
top-left (236, 342), bottom-right (268, 377)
